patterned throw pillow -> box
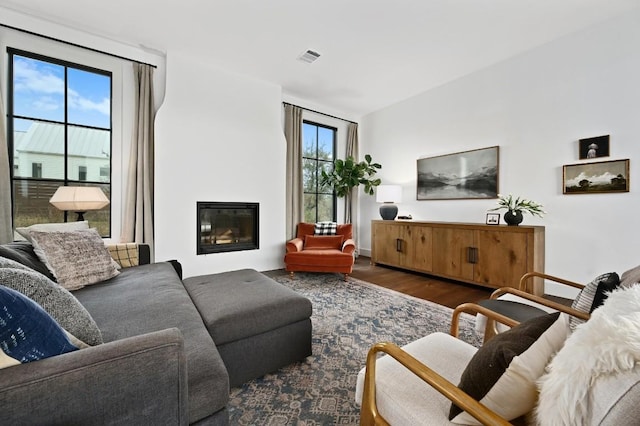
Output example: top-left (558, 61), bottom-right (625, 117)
top-left (107, 243), bottom-right (140, 268)
top-left (569, 272), bottom-right (620, 330)
top-left (29, 228), bottom-right (119, 291)
top-left (0, 259), bottom-right (103, 346)
top-left (0, 285), bottom-right (78, 364)
top-left (314, 221), bottom-right (337, 235)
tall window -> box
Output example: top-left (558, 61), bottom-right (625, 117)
top-left (8, 49), bottom-right (112, 236)
top-left (302, 121), bottom-right (336, 222)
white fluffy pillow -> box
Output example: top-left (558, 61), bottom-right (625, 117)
top-left (536, 285), bottom-right (640, 425)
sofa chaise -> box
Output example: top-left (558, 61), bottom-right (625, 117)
top-left (0, 241), bottom-right (313, 425)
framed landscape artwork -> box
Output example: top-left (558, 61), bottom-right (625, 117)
top-left (579, 135), bottom-right (610, 160)
top-left (417, 146), bottom-right (499, 200)
top-left (563, 159), bottom-right (629, 194)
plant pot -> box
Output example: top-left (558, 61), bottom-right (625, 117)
top-left (503, 210), bottom-right (523, 226)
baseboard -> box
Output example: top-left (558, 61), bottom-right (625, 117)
top-left (359, 248), bottom-right (372, 257)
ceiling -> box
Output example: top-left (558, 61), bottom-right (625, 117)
top-left (1, 0), bottom-right (638, 118)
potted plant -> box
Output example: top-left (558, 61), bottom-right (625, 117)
top-left (320, 154), bottom-right (382, 222)
top-left (489, 194), bottom-right (546, 226)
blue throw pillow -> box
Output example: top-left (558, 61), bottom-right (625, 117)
top-left (0, 285), bottom-right (78, 363)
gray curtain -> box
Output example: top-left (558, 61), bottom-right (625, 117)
top-left (345, 122), bottom-right (359, 252)
top-left (284, 104), bottom-right (303, 240)
top-left (0, 84), bottom-right (12, 244)
top-left (121, 64), bottom-right (155, 247)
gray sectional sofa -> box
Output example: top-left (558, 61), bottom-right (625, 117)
top-left (0, 242), bottom-right (313, 425)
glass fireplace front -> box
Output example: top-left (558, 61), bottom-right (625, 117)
top-left (197, 202), bottom-right (259, 254)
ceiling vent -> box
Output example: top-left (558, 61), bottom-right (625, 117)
top-left (297, 49), bottom-right (321, 64)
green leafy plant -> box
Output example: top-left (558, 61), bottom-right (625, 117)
top-left (320, 154), bottom-right (382, 198)
top-left (489, 194), bottom-right (546, 217)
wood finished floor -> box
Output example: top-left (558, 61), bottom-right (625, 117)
top-left (349, 256), bottom-right (493, 310)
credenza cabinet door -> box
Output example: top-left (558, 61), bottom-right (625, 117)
top-left (372, 222), bottom-right (402, 266)
top-left (402, 224), bottom-right (433, 272)
top-left (474, 230), bottom-right (529, 288)
top-left (431, 227), bottom-right (474, 280)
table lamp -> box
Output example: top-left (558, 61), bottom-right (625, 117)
top-left (376, 185), bottom-right (401, 220)
top-left (50, 186), bottom-right (110, 221)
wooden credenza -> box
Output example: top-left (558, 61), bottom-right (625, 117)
top-left (371, 220), bottom-right (545, 295)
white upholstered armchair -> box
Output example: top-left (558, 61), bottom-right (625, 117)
top-left (356, 282), bottom-right (640, 425)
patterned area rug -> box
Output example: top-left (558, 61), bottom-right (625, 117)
top-left (228, 271), bottom-right (482, 425)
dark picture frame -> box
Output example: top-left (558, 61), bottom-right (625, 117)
top-left (563, 159), bottom-right (629, 194)
top-left (417, 146), bottom-right (499, 200)
top-left (486, 213), bottom-right (500, 225)
top-left (579, 135), bottom-right (610, 160)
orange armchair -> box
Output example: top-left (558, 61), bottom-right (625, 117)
top-left (284, 222), bottom-right (356, 280)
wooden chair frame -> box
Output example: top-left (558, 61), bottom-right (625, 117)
top-left (481, 272), bottom-right (588, 341)
top-left (360, 287), bottom-right (589, 425)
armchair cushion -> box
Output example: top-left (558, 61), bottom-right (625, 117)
top-left (304, 235), bottom-right (344, 250)
top-left (450, 312), bottom-right (566, 424)
top-left (355, 332), bottom-right (478, 425)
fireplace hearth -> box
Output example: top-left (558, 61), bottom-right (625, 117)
top-left (197, 202), bottom-right (259, 254)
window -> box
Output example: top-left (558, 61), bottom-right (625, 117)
top-left (302, 121), bottom-right (336, 223)
top-left (8, 49), bottom-right (112, 236)
top-left (31, 163), bottom-right (42, 178)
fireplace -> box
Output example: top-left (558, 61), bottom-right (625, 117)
top-left (197, 202), bottom-right (259, 254)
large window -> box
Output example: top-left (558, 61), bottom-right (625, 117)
top-left (8, 49), bottom-right (112, 236)
top-left (302, 121), bottom-right (336, 223)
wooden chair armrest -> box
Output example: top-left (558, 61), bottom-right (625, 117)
top-left (360, 342), bottom-right (513, 426)
top-left (450, 302), bottom-right (519, 337)
top-left (286, 238), bottom-right (303, 253)
top-left (518, 271), bottom-right (584, 292)
top-left (490, 287), bottom-right (589, 321)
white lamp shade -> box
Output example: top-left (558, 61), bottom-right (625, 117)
top-left (50, 186), bottom-right (110, 211)
top-left (376, 185), bottom-right (402, 203)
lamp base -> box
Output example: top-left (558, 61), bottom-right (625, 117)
top-left (379, 204), bottom-right (398, 220)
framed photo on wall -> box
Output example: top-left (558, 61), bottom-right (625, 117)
top-left (416, 146), bottom-right (499, 200)
top-left (579, 135), bottom-right (610, 160)
top-left (563, 159), bottom-right (629, 194)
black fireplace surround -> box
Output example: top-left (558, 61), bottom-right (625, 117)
top-left (197, 202), bottom-right (259, 254)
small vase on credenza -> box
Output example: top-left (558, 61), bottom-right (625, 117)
top-left (503, 210), bottom-right (524, 226)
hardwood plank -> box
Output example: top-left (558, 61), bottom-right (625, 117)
top-left (350, 255), bottom-right (493, 310)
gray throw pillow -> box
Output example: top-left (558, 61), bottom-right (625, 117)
top-left (30, 228), bottom-right (119, 291)
top-left (0, 261), bottom-right (103, 346)
top-left (15, 220), bottom-right (89, 242)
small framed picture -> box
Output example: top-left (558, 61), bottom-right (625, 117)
top-left (563, 159), bottom-right (629, 194)
top-left (486, 213), bottom-right (500, 225)
top-left (579, 135), bottom-right (610, 160)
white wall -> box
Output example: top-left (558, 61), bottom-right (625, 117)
top-left (154, 50), bottom-right (286, 278)
top-left (359, 9), bottom-right (640, 297)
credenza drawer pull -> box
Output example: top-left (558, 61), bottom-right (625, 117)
top-left (467, 247), bottom-right (478, 264)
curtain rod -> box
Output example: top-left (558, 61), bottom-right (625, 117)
top-left (282, 102), bottom-right (357, 125)
top-left (0, 22), bottom-right (158, 68)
